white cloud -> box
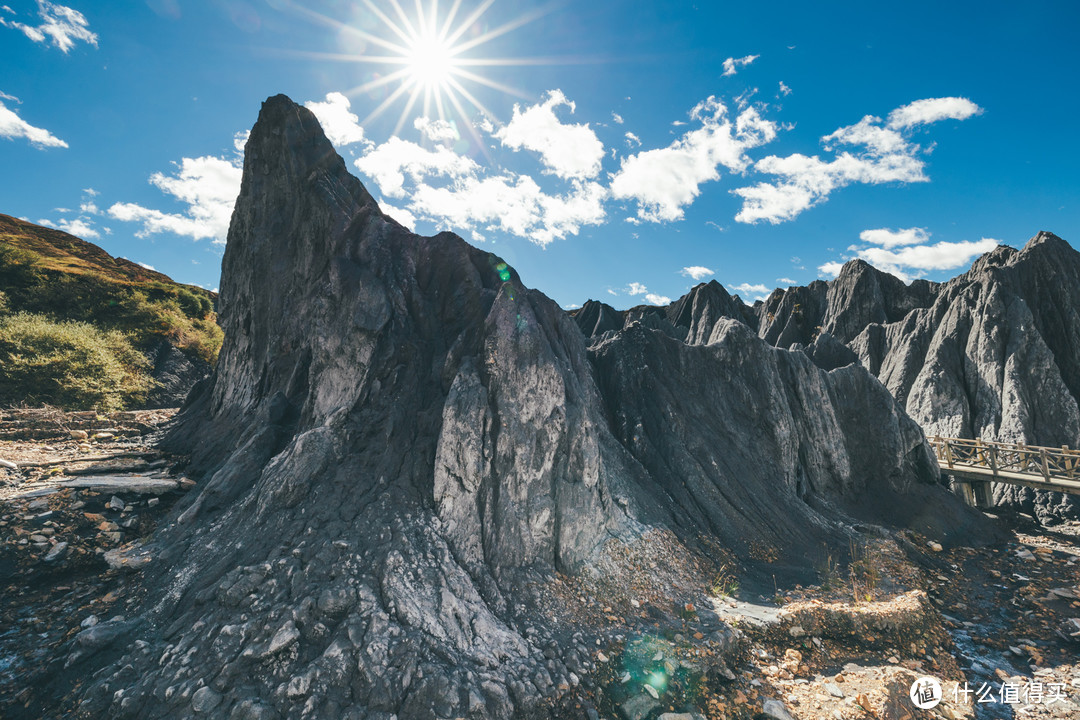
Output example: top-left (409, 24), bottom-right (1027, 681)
top-left (0, 90), bottom-right (18, 102)
top-left (108, 155), bottom-right (242, 244)
top-left (722, 54), bottom-right (759, 77)
top-left (136, 261), bottom-right (155, 271)
top-left (733, 97), bottom-right (983, 224)
top-left (820, 229), bottom-right (999, 282)
top-left (859, 226), bottom-right (930, 249)
top-left (82, 186), bottom-right (97, 196)
top-left (777, 277), bottom-right (796, 284)
top-left (606, 288), bottom-right (618, 296)
top-left (610, 97), bottom-right (777, 223)
top-left (378, 198), bottom-right (416, 229)
top-left (886, 97), bottom-right (982, 129)
top-left (627, 282), bottom-right (647, 295)
top-left (856, 238), bottom-right (998, 281)
top-left (38, 216), bottom-right (98, 239)
top-left (681, 265), bottom-right (715, 281)
top-left (564, 303), bottom-right (581, 310)
top-left (408, 174), bottom-right (607, 247)
top-left (612, 113), bottom-right (624, 125)
top-left (494, 90), bottom-right (605, 180)
top-left (818, 261), bottom-right (844, 278)
top-left (304, 92), bottom-right (368, 147)
top-left (644, 293), bottom-right (671, 305)
top-left (0, 99), bottom-right (67, 148)
top-left (625, 131), bottom-right (641, 148)
top-left (414, 116), bottom-right (458, 143)
top-left (1, 1), bottom-right (97, 53)
top-left (79, 200), bottom-right (98, 214)
top-left (729, 282), bottom-right (769, 299)
top-left (233, 129), bottom-right (250, 153)
top-left (354, 136), bottom-right (478, 198)
top-left (778, 81), bottom-right (792, 97)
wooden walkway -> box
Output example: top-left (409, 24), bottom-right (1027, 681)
top-left (928, 436), bottom-right (1080, 499)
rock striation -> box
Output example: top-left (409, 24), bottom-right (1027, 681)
top-left (576, 237), bottom-right (1080, 523)
top-left (36, 95), bottom-right (990, 720)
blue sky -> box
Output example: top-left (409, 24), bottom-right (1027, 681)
top-left (1, 0), bottom-right (1077, 309)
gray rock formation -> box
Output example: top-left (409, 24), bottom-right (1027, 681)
top-left (576, 237), bottom-right (1080, 523)
top-left (31, 95), bottom-right (989, 720)
top-left (145, 338), bottom-right (213, 408)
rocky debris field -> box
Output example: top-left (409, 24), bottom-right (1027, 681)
top-left (0, 407), bottom-right (193, 709)
top-left (1, 424), bottom-right (1078, 719)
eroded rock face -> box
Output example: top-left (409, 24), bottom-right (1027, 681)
top-left (41, 95), bottom-right (987, 720)
top-left (576, 236), bottom-right (1080, 523)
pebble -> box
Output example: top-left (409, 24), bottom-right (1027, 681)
top-left (643, 683), bottom-right (659, 699)
top-left (44, 541), bottom-right (68, 562)
top-left (0, 457), bottom-right (18, 469)
top-left (825, 683), bottom-right (844, 698)
top-left (762, 699), bottom-right (796, 720)
top-left (108, 496), bottom-right (126, 511)
top-left (69, 430), bottom-right (88, 440)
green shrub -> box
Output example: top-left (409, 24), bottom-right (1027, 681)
top-left (0, 312), bottom-right (153, 410)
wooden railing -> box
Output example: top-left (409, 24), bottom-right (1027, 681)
top-left (927, 436), bottom-right (1080, 496)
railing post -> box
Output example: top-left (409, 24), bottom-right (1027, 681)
top-left (945, 439), bottom-right (954, 468)
top-left (1041, 448), bottom-right (1050, 484)
top-left (989, 445), bottom-right (998, 477)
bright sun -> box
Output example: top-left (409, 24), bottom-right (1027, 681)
top-left (405, 33), bottom-right (456, 89)
top-left (292, 0), bottom-right (550, 138)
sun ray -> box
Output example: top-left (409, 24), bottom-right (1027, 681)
top-left (343, 67), bottom-right (414, 98)
top-left (442, 82), bottom-right (496, 164)
top-left (442, 0), bottom-right (496, 47)
top-left (281, 1), bottom-right (411, 56)
top-left (449, 66), bottom-right (532, 100)
top-left (361, 80), bottom-right (416, 127)
top-left (438, 0), bottom-right (465, 42)
top-left (450, 3), bottom-right (552, 56)
top-left (359, 0), bottom-right (414, 47)
top-left (445, 74), bottom-right (498, 121)
top-left (393, 82), bottom-right (425, 137)
top-left (387, 0), bottom-right (420, 40)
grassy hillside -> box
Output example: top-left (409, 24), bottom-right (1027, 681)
top-left (0, 214), bottom-right (222, 409)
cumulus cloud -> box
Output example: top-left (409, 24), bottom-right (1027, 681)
top-left (625, 131), bottom-right (641, 148)
top-left (729, 282), bottom-right (770, 300)
top-left (304, 92), bottom-right (368, 147)
top-left (722, 54), bottom-right (759, 77)
top-left (354, 136), bottom-right (478, 198)
top-left (644, 293), bottom-right (671, 305)
top-left (1, 1), bottom-right (97, 53)
top-left (778, 81), bottom-right (792, 97)
top-left (233, 129), bottom-right (250, 153)
top-left (612, 113), bottom-right (624, 125)
top-left (378, 198), bottom-right (416, 229)
top-left (857, 239), bottom-right (999, 281)
top-left (886, 97), bottom-right (982, 129)
top-left (733, 97), bottom-right (983, 224)
top-left (408, 175), bottom-right (607, 247)
top-left (627, 282), bottom-right (647, 295)
top-left (38, 216), bottom-right (98, 238)
top-left (777, 277), bottom-right (797, 284)
top-left (681, 266), bottom-right (715, 281)
top-left (818, 261), bottom-right (844, 278)
top-left (351, 91), bottom-right (609, 246)
top-left (819, 228), bottom-right (999, 281)
top-left (610, 97), bottom-right (777, 223)
top-left (494, 90), bottom-right (605, 180)
top-left (859, 226), bottom-right (930, 248)
top-left (414, 116), bottom-right (458, 143)
top-left (108, 155), bottom-right (242, 244)
top-left (0, 99), bottom-right (67, 148)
